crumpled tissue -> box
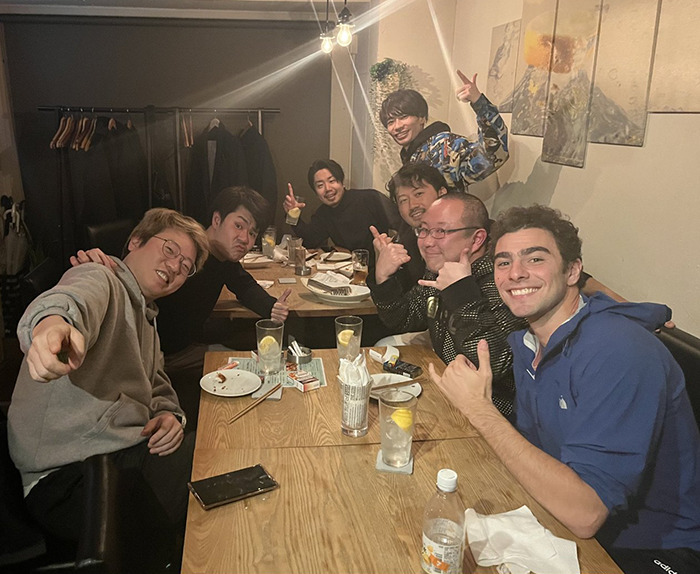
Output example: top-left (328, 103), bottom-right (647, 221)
top-left (465, 506), bottom-right (579, 574)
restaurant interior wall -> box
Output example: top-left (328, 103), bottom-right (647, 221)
top-left (1, 16), bottom-right (332, 264)
top-left (373, 0), bottom-right (699, 336)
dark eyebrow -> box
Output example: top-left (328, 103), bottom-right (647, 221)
top-left (521, 246), bottom-right (552, 256)
top-left (493, 251), bottom-right (511, 260)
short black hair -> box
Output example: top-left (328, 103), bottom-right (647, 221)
top-left (209, 186), bottom-right (271, 234)
top-left (386, 162), bottom-right (448, 203)
top-left (379, 89), bottom-right (429, 128)
top-left (490, 205), bottom-right (583, 270)
top-left (307, 159), bottom-right (345, 190)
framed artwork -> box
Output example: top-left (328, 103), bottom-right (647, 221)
top-left (486, 19), bottom-right (521, 113)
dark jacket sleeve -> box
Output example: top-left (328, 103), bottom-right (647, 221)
top-left (371, 275), bottom-right (431, 334)
top-left (293, 207), bottom-right (331, 249)
top-left (225, 263), bottom-right (276, 318)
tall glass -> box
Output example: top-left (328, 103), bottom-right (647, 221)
top-left (335, 316), bottom-right (362, 361)
top-left (287, 237), bottom-right (303, 267)
top-left (262, 226), bottom-right (276, 259)
top-left (255, 319), bottom-right (284, 375)
top-left (340, 375), bottom-right (371, 437)
top-left (379, 389), bottom-right (417, 467)
top-left (351, 249), bottom-right (369, 286)
top-left (285, 195), bottom-right (304, 225)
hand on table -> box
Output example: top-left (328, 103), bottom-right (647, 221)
top-left (456, 70), bottom-right (482, 104)
top-left (283, 183), bottom-right (306, 213)
top-left (142, 413), bottom-right (184, 456)
top-left (69, 248), bottom-right (118, 272)
top-left (418, 247), bottom-right (472, 291)
top-left (271, 288), bottom-right (292, 322)
top-left (27, 315), bottom-right (86, 382)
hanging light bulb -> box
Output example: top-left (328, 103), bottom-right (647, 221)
top-left (336, 1), bottom-right (354, 47)
top-left (319, 0), bottom-right (335, 53)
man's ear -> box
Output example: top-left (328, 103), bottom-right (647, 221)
top-left (211, 211), bottom-right (221, 228)
top-left (566, 259), bottom-right (583, 287)
top-left (437, 186), bottom-right (448, 198)
top-left (471, 228), bottom-right (488, 252)
top-left (127, 236), bottom-right (142, 253)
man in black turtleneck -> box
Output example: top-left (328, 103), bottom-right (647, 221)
top-left (379, 70), bottom-right (509, 191)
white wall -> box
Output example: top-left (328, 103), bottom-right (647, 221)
top-left (373, 0), bottom-right (700, 335)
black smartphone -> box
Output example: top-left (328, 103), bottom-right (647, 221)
top-left (383, 359), bottom-right (423, 378)
top-left (187, 464), bottom-right (279, 510)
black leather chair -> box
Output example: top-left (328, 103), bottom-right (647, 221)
top-left (83, 219), bottom-right (135, 257)
top-left (657, 327), bottom-right (700, 428)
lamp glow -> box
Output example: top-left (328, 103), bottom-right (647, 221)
top-left (320, 34), bottom-right (334, 54)
top-left (336, 24), bottom-right (353, 47)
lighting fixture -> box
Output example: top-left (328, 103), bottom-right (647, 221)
top-left (320, 0), bottom-right (335, 53)
top-left (336, 1), bottom-right (354, 47)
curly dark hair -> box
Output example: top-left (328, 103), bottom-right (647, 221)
top-left (490, 205), bottom-right (582, 270)
top-left (385, 162), bottom-right (448, 203)
top-left (379, 89), bottom-right (428, 128)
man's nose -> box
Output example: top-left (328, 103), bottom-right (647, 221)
top-left (510, 259), bottom-right (528, 280)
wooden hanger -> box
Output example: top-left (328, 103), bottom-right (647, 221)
top-left (50, 114), bottom-right (67, 149)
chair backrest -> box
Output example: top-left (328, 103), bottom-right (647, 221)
top-left (657, 327), bottom-right (700, 428)
top-left (83, 218), bottom-right (135, 257)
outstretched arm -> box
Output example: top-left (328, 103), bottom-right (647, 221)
top-left (26, 315), bottom-right (86, 382)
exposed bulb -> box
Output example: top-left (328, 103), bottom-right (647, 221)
top-left (336, 24), bottom-right (353, 47)
top-left (320, 35), bottom-right (334, 53)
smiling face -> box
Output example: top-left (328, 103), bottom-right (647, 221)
top-left (395, 181), bottom-right (445, 228)
top-left (312, 168), bottom-right (346, 207)
top-left (124, 228), bottom-right (196, 302)
top-left (386, 114), bottom-right (426, 148)
top-left (208, 206), bottom-right (258, 263)
top-left (493, 227), bottom-right (582, 339)
top-left (417, 198), bottom-right (477, 272)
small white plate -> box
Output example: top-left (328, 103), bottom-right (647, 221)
top-left (369, 373), bottom-right (423, 400)
top-left (325, 252), bottom-right (352, 262)
top-left (302, 278), bottom-right (371, 304)
top-left (242, 254), bottom-right (273, 269)
top-left (200, 369), bottom-right (262, 397)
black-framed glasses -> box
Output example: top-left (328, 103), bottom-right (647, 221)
top-left (414, 226), bottom-right (480, 239)
top-left (153, 235), bottom-right (196, 277)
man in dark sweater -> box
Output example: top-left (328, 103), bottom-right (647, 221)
top-left (283, 159), bottom-right (401, 258)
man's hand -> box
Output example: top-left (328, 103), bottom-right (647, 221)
top-left (456, 70), bottom-right (482, 104)
top-left (141, 413), bottom-right (185, 456)
top-left (283, 183), bottom-right (306, 214)
top-left (27, 315), bottom-right (86, 382)
top-left (270, 288), bottom-right (292, 322)
top-left (69, 248), bottom-right (118, 272)
top-left (418, 247), bottom-right (472, 291)
top-left (371, 225), bottom-right (410, 284)
top-left (428, 339), bottom-right (494, 420)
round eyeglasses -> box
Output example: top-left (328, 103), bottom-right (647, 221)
top-left (153, 235), bottom-right (196, 277)
top-left (414, 226), bottom-right (480, 239)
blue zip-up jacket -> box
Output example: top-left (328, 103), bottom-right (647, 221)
top-left (509, 293), bottom-right (700, 550)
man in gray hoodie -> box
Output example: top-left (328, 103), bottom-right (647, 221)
top-left (8, 208), bottom-right (209, 548)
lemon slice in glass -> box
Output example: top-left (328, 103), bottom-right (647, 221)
top-left (264, 236), bottom-right (275, 247)
top-left (258, 335), bottom-right (279, 355)
top-left (337, 329), bottom-right (354, 347)
top-left (288, 207), bottom-right (301, 218)
top-left (390, 408), bottom-right (413, 431)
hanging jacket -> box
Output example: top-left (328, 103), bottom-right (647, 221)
top-left (240, 127), bottom-right (278, 224)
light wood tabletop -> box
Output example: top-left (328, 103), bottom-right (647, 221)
top-left (212, 260), bottom-right (377, 319)
top-left (182, 345), bottom-right (623, 574)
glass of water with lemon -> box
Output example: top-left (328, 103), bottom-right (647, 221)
top-left (285, 195), bottom-right (303, 225)
top-left (255, 319), bottom-right (284, 376)
top-left (379, 389), bottom-right (417, 467)
top-left (335, 315), bottom-right (362, 361)
top-left (262, 226), bottom-right (276, 259)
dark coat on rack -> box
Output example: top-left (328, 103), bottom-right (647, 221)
top-left (240, 126), bottom-right (278, 225)
top-left (185, 123), bottom-right (248, 225)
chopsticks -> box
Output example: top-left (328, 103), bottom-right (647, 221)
top-left (372, 379), bottom-right (422, 391)
top-left (227, 383), bottom-right (282, 424)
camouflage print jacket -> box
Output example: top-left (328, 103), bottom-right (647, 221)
top-left (371, 255), bottom-right (527, 416)
top-left (400, 95), bottom-right (509, 190)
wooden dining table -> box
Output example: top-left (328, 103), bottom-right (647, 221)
top-left (212, 258), bottom-right (377, 320)
top-left (181, 346), bottom-right (623, 574)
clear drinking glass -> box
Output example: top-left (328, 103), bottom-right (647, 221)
top-left (379, 389), bottom-right (417, 467)
top-left (351, 249), bottom-right (369, 286)
top-left (287, 237), bottom-right (303, 267)
top-left (262, 226), bottom-right (276, 258)
top-left (335, 316), bottom-right (362, 361)
top-left (285, 195), bottom-right (304, 225)
top-left (255, 319), bottom-right (284, 375)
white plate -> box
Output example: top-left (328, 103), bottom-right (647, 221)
top-left (369, 373), bottom-right (423, 400)
top-left (200, 369), bottom-right (262, 397)
top-left (302, 278), bottom-right (371, 304)
top-left (242, 254), bottom-right (273, 269)
top-left (325, 252), bottom-right (351, 262)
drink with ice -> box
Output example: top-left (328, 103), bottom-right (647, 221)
top-left (285, 195), bottom-right (303, 225)
top-left (379, 389), bottom-right (416, 467)
top-left (255, 319), bottom-right (284, 376)
top-left (262, 226), bottom-right (276, 258)
top-left (335, 316), bottom-right (362, 361)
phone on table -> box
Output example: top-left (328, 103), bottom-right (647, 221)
top-left (383, 359), bottom-right (423, 378)
top-left (187, 464), bottom-right (279, 510)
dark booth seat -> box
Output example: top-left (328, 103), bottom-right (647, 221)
top-left (657, 327), bottom-right (700, 428)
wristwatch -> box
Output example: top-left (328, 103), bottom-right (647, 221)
top-left (173, 412), bottom-right (187, 431)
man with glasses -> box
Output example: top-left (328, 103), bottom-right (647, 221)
top-left (8, 208), bottom-right (209, 559)
top-left (370, 193), bottom-right (527, 416)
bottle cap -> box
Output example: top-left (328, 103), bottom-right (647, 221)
top-left (436, 468), bottom-right (458, 492)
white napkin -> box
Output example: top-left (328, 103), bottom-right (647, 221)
top-left (272, 246), bottom-right (287, 262)
top-left (316, 261), bottom-right (353, 276)
top-left (465, 506), bottom-right (579, 574)
top-left (337, 352), bottom-right (371, 387)
top-left (257, 280), bottom-right (273, 289)
top-left (309, 271), bottom-right (351, 288)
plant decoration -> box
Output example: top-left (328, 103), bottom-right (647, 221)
top-left (369, 58), bottom-right (417, 183)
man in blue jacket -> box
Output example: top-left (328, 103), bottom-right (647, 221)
top-left (430, 205), bottom-right (700, 573)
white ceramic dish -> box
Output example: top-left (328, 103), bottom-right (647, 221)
top-left (324, 252), bottom-right (351, 262)
top-left (200, 369), bottom-right (262, 397)
top-left (301, 278), bottom-right (371, 304)
top-left (242, 254), bottom-right (273, 269)
top-left (369, 373), bottom-right (423, 400)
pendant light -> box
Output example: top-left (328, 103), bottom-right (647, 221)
top-left (320, 0), bottom-right (335, 53)
top-left (336, 0), bottom-right (354, 47)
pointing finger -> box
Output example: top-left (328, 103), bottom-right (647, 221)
top-left (456, 69), bottom-right (468, 84)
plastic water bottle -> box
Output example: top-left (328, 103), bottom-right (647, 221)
top-left (421, 469), bottom-right (465, 574)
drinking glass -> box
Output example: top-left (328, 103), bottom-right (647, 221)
top-left (262, 226), bottom-right (276, 258)
top-left (287, 237), bottom-right (303, 267)
top-left (335, 316), bottom-right (362, 361)
top-left (351, 249), bottom-right (369, 286)
top-left (379, 389), bottom-right (417, 467)
top-left (255, 319), bottom-right (284, 375)
top-left (285, 195), bottom-right (304, 225)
